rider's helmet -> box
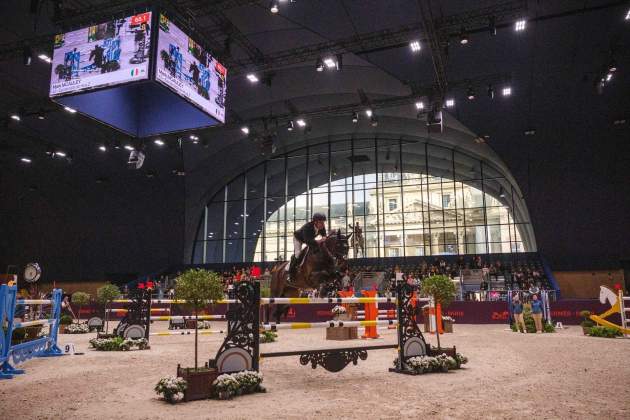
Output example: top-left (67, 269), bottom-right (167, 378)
top-left (312, 213), bottom-right (327, 222)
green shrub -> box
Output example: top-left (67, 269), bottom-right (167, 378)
top-left (60, 314), bottom-right (73, 325)
top-left (260, 330), bottom-right (277, 343)
top-left (588, 326), bottom-right (622, 338)
top-left (421, 275), bottom-right (456, 308)
top-left (96, 283), bottom-right (121, 334)
top-left (260, 286), bottom-right (271, 298)
top-left (71, 291), bottom-right (90, 323)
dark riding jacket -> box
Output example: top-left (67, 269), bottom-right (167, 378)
top-left (294, 221), bottom-right (326, 247)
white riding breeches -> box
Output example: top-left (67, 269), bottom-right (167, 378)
top-left (293, 238), bottom-right (303, 256)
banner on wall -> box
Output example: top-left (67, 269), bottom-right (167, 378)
top-left (49, 12), bottom-right (152, 97)
top-left (155, 14), bottom-right (227, 123)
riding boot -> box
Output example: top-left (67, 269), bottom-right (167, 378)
top-left (288, 255), bottom-right (297, 281)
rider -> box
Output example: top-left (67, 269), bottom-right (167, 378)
top-left (289, 213), bottom-right (327, 278)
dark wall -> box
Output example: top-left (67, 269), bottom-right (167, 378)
top-left (0, 157), bottom-right (185, 282)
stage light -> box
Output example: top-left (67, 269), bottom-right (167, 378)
top-left (287, 120), bottom-right (294, 131)
top-left (23, 46), bottom-right (32, 66)
top-left (524, 129), bottom-right (536, 136)
top-left (415, 101), bottom-right (424, 110)
top-left (10, 114), bottom-right (21, 121)
top-left (335, 54), bottom-right (343, 71)
top-left (606, 72), bottom-right (613, 82)
top-left (37, 109), bottom-right (46, 120)
top-left (499, 187), bottom-right (506, 198)
top-left (502, 87), bottom-right (512, 96)
top-left (467, 87), bottom-right (476, 100)
top-left (608, 60), bottom-right (617, 72)
top-left (189, 135), bottom-right (199, 141)
top-left (487, 85), bottom-right (495, 99)
top-left (55, 150), bottom-right (67, 158)
top-left (459, 27), bottom-right (468, 45)
top-left (515, 20), bottom-right (526, 31)
top-left (38, 54), bottom-right (51, 63)
top-left (296, 119), bottom-right (306, 127)
top-left (445, 99), bottom-right (455, 108)
top-left (370, 115), bottom-right (378, 127)
top-left (98, 144), bottom-right (107, 152)
top-left (365, 109), bottom-right (373, 117)
top-left (241, 126), bottom-right (250, 134)
top-left (315, 57), bottom-right (324, 72)
top-left (246, 73), bottom-right (259, 82)
top-left (63, 106), bottom-right (76, 113)
top-left (270, 1), bottom-right (279, 14)
top-left (154, 139), bottom-right (165, 146)
top-left (20, 157), bottom-right (32, 164)
top-left (323, 57), bottom-right (336, 69)
top-left (410, 40), bottom-right (421, 52)
top-left (625, 9), bottom-right (629, 20)
top-left (489, 16), bottom-right (497, 36)
top-left (124, 145), bottom-right (134, 151)
top-left (352, 112), bottom-right (359, 123)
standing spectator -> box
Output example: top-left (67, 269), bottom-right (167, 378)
top-left (251, 265), bottom-right (261, 279)
top-left (530, 294), bottom-right (544, 333)
top-left (512, 297), bottom-right (526, 333)
top-left (341, 270), bottom-right (351, 290)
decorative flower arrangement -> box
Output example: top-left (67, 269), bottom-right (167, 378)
top-left (65, 323), bottom-right (90, 334)
top-left (442, 316), bottom-right (455, 323)
top-left (394, 352), bottom-right (468, 374)
top-left (212, 370), bottom-right (265, 400)
top-left (155, 376), bottom-right (187, 404)
top-left (197, 320), bottom-right (213, 329)
top-left (331, 305), bottom-right (347, 315)
top-left (89, 337), bottom-right (149, 351)
top-left (260, 330), bottom-right (278, 343)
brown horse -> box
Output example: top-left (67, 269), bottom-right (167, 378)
top-left (269, 231), bottom-right (350, 323)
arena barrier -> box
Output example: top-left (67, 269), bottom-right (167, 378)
top-left (209, 281), bottom-right (440, 374)
top-left (0, 285), bottom-right (64, 379)
top-left (149, 330), bottom-right (226, 336)
top-left (589, 286), bottom-right (630, 336)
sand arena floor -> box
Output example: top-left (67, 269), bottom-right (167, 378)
top-left (1, 322), bottom-right (629, 419)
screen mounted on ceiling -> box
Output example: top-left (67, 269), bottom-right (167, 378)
top-left (155, 14), bottom-right (227, 123)
top-left (49, 12), bottom-right (152, 97)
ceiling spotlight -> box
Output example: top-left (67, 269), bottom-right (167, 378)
top-left (502, 87), bottom-right (512, 96)
top-left (124, 145), bottom-right (134, 151)
top-left (270, 1), bottom-right (279, 14)
top-left (410, 40), bottom-right (421, 52)
top-left (38, 53), bottom-right (51, 63)
top-left (20, 157), bottom-right (32, 164)
top-left (154, 138), bottom-right (165, 146)
top-left (499, 187), bottom-right (506, 198)
top-left (63, 106), bottom-right (76, 113)
top-left (335, 54), bottom-right (343, 71)
top-left (467, 87), bottom-right (476, 100)
top-left (296, 119), bottom-right (306, 127)
top-left (370, 115), bottom-right (378, 127)
top-left (315, 56), bottom-right (324, 72)
top-left (55, 150), bottom-right (67, 158)
top-left (189, 135), bottom-right (199, 141)
top-left (415, 101), bottom-right (424, 110)
top-left (246, 73), bottom-right (259, 83)
top-left (613, 119), bottom-right (626, 125)
top-left (241, 126), bottom-right (250, 134)
top-left (524, 129), bottom-right (536, 136)
top-left (352, 111), bottom-right (359, 123)
top-left (23, 45), bottom-right (32, 66)
top-left (515, 19), bottom-right (526, 31)
top-left (445, 99), bottom-right (455, 108)
top-left (98, 144), bottom-right (107, 152)
top-left (365, 109), bottom-right (373, 117)
top-left (37, 109), bottom-right (46, 120)
top-left (459, 27), bottom-right (469, 45)
top-left (287, 120), bottom-right (294, 131)
top-left (608, 59), bottom-right (617, 72)
top-left (10, 114), bottom-right (21, 121)
top-left (605, 72), bottom-right (613, 82)
top-left (323, 57), bottom-right (336, 69)
top-left (626, 9), bottom-right (630, 20)
top-left (487, 85), bottom-right (495, 99)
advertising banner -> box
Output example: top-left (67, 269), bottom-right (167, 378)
top-left (49, 12), bottom-right (152, 97)
top-left (155, 14), bottom-right (227, 123)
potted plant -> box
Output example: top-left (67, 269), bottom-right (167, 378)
top-left (579, 310), bottom-right (594, 335)
top-left (71, 291), bottom-right (90, 324)
top-left (421, 274), bottom-right (456, 350)
top-left (96, 283), bottom-right (121, 336)
top-left (59, 313), bottom-right (73, 333)
top-left (174, 269), bottom-right (224, 401)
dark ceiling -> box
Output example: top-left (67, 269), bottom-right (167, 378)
top-left (1, 0), bottom-right (629, 280)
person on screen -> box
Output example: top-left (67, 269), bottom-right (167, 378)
top-left (189, 62), bottom-right (200, 87)
top-left (90, 44), bottom-right (105, 71)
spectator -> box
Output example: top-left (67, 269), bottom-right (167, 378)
top-left (530, 294), bottom-right (544, 333)
top-left (341, 270), bottom-right (351, 290)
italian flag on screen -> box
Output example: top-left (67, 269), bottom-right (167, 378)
top-left (130, 68), bottom-right (139, 76)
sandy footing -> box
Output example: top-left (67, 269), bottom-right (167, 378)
top-left (1, 322), bottom-right (628, 419)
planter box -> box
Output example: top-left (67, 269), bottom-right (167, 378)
top-left (443, 321), bottom-right (453, 333)
top-left (427, 345), bottom-right (457, 358)
top-left (177, 365), bottom-right (219, 401)
top-left (326, 326), bottom-right (358, 340)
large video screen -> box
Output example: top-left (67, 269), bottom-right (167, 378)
top-left (155, 14), bottom-right (227, 123)
top-left (49, 12), bottom-right (152, 97)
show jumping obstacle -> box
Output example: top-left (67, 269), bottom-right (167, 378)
top-left (0, 285), bottom-right (63, 379)
top-left (590, 286), bottom-right (630, 336)
top-left (209, 281), bottom-right (435, 374)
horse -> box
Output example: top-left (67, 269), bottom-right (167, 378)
top-left (269, 230), bottom-right (350, 323)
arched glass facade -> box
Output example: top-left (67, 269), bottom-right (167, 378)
top-left (192, 138), bottom-right (535, 264)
